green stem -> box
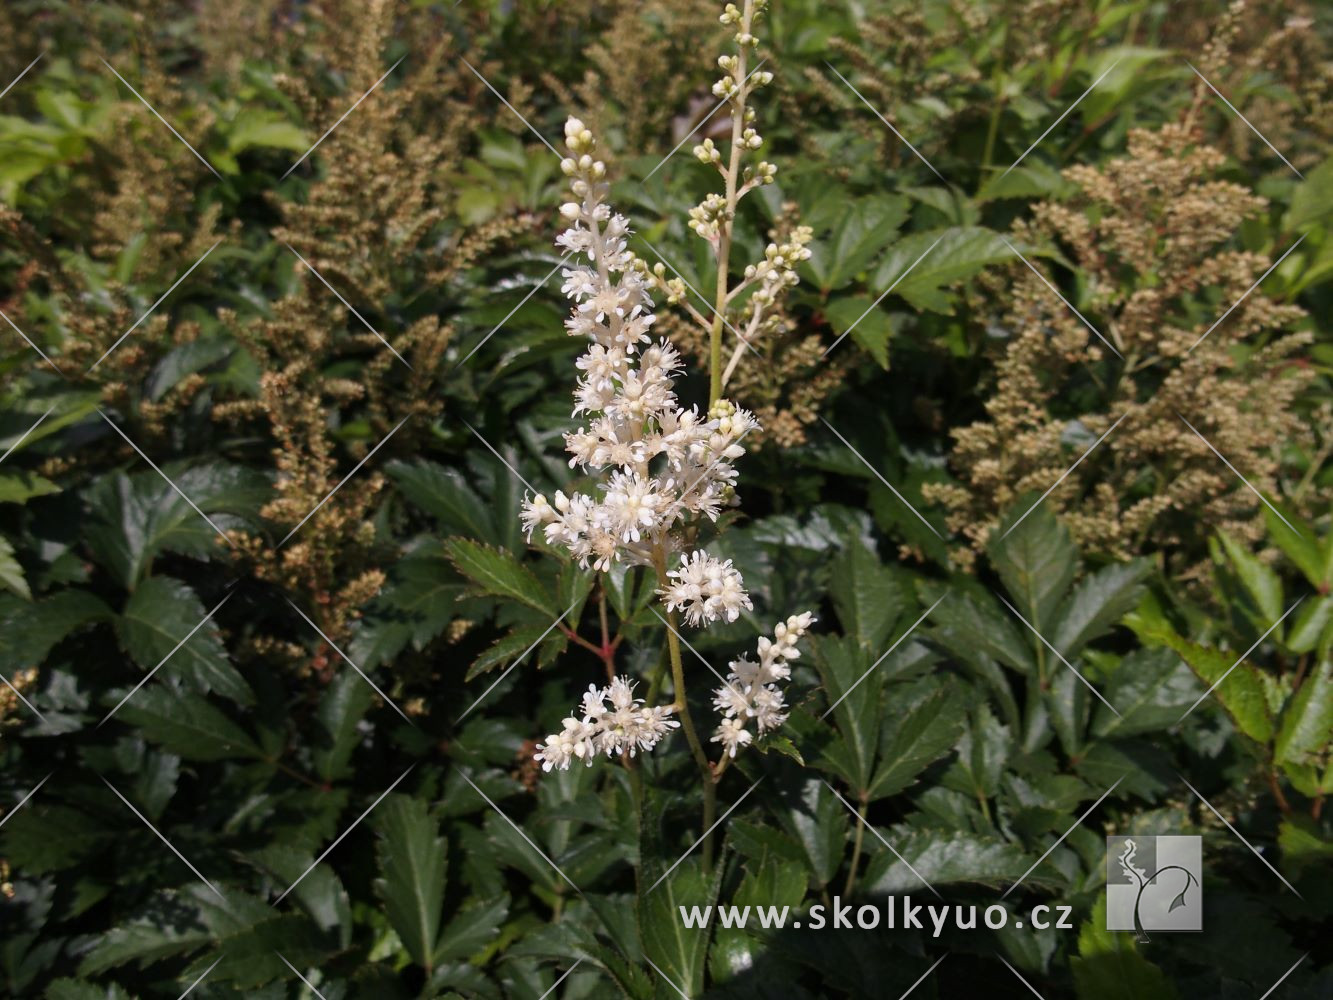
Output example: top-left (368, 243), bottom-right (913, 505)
top-left (653, 547), bottom-right (716, 869)
top-left (843, 795), bottom-right (868, 897)
top-left (702, 776), bottom-right (718, 871)
top-left (597, 588), bottom-right (614, 681)
top-left (664, 610), bottom-right (711, 777)
top-left (707, 0), bottom-right (756, 406)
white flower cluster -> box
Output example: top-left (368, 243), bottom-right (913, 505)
top-left (661, 550), bottom-right (752, 626)
top-left (711, 612), bottom-right (816, 758)
top-left (535, 677), bottom-right (679, 772)
top-left (520, 118), bottom-right (760, 627)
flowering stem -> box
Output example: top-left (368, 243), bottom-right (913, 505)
top-left (844, 794), bottom-right (868, 897)
top-left (653, 543), bottom-right (717, 865)
top-left (707, 0), bottom-right (756, 406)
top-left (663, 609), bottom-right (711, 777)
top-left (598, 588), bottom-right (614, 681)
top-left (702, 771), bottom-right (718, 870)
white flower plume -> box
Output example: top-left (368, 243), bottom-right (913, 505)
top-left (711, 612), bottom-right (816, 758)
top-left (534, 676), bottom-right (679, 772)
top-left (520, 118), bottom-right (758, 612)
top-left (522, 118), bottom-right (815, 775)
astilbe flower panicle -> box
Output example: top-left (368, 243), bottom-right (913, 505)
top-left (522, 115), bottom-right (814, 774)
top-left (520, 118), bottom-right (760, 619)
top-left (711, 612), bottom-right (815, 757)
top-left (535, 677), bottom-right (679, 772)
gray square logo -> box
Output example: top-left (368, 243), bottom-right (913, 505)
top-left (1106, 835), bottom-right (1202, 934)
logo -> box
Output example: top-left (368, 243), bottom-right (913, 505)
top-left (1105, 835), bottom-right (1201, 938)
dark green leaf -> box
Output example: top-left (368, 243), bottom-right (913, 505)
top-left (349, 554), bottom-right (465, 669)
top-left (867, 680), bottom-right (967, 800)
top-left (0, 588), bottom-right (113, 667)
top-left (375, 795), bottom-right (447, 970)
top-left (872, 226), bottom-right (1011, 313)
top-left (444, 538), bottom-right (555, 615)
top-left (117, 687), bottom-right (262, 761)
top-left (1094, 648), bottom-right (1199, 738)
top-left (862, 829), bottom-right (1042, 893)
top-left (434, 895), bottom-right (508, 964)
top-left (1275, 660), bottom-right (1333, 767)
top-left (989, 504), bottom-right (1078, 632)
top-left (312, 669), bottom-right (374, 781)
top-left (389, 460), bottom-right (497, 543)
top-left (1051, 560), bottom-right (1150, 657)
top-left (827, 543), bottom-right (907, 652)
top-left (118, 577), bottom-right (251, 705)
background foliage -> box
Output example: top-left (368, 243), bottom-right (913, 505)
top-left (1, 1), bottom-right (1331, 998)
